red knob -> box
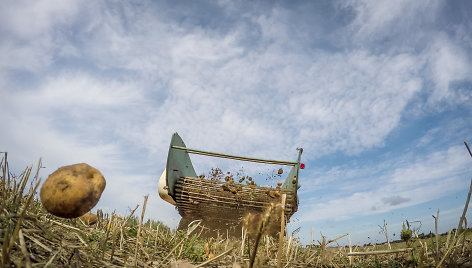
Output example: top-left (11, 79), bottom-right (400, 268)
top-left (300, 163), bottom-right (305, 169)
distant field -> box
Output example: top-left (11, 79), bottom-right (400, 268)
top-left (1, 154), bottom-right (471, 267)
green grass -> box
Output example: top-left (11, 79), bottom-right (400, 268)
top-left (1, 153), bottom-right (471, 267)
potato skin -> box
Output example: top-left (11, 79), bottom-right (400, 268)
top-left (40, 163), bottom-right (106, 218)
top-left (80, 212), bottom-right (98, 225)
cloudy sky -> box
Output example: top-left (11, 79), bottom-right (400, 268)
top-left (1, 0), bottom-right (472, 245)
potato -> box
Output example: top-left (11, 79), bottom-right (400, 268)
top-left (80, 212), bottom-right (98, 225)
top-left (40, 163), bottom-right (106, 218)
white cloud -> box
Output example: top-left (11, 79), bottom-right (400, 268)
top-left (344, 0), bottom-right (441, 43)
top-left (1, 111), bottom-right (119, 168)
top-left (2, 1), bottom-right (430, 160)
top-left (38, 74), bottom-right (144, 108)
top-left (1, 0), bottom-right (468, 164)
top-left (0, 38), bottom-right (54, 72)
top-left (425, 35), bottom-right (472, 105)
top-left (298, 145), bottom-right (471, 223)
top-left (0, 0), bottom-right (79, 39)
top-left (0, 71), bottom-right (149, 171)
top-left (341, 0), bottom-right (472, 111)
top-left (128, 45), bottom-right (424, 161)
top-left (0, 0), bottom-right (79, 72)
top-left (417, 127), bottom-right (440, 148)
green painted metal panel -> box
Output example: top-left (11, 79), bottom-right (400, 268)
top-left (282, 148), bottom-right (303, 192)
top-left (166, 133), bottom-right (197, 198)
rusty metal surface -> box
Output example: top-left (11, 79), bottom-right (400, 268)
top-left (174, 177), bottom-right (298, 223)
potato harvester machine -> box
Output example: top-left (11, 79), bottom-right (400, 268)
top-left (158, 133), bottom-right (304, 230)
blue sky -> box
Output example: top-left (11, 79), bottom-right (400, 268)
top-left (1, 0), bottom-right (472, 245)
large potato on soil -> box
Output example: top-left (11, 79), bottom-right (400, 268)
top-left (40, 163), bottom-right (106, 218)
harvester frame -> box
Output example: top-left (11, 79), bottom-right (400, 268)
top-left (158, 133), bottom-right (303, 232)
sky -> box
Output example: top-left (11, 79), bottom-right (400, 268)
top-left (1, 0), bottom-right (472, 246)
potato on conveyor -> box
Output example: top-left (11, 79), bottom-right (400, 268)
top-left (40, 163), bottom-right (106, 218)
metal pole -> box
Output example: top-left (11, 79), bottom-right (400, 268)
top-left (171, 146), bottom-right (298, 166)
